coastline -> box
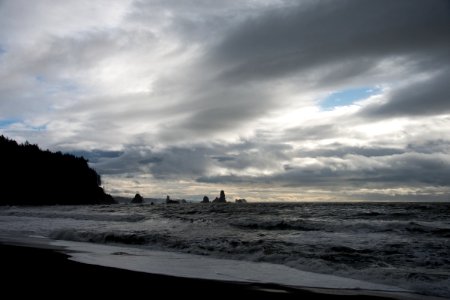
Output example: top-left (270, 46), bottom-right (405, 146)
top-left (0, 240), bottom-right (441, 300)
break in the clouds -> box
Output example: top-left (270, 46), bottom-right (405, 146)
top-left (1, 0), bottom-right (449, 201)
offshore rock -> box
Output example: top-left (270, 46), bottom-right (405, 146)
top-left (235, 199), bottom-right (247, 203)
top-left (131, 193), bottom-right (144, 204)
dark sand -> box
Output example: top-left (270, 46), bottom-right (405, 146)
top-left (0, 243), bottom-right (401, 299)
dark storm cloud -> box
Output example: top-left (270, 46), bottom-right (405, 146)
top-left (298, 144), bottom-right (404, 158)
top-left (211, 156), bottom-right (235, 162)
top-left (146, 147), bottom-right (215, 179)
top-left (93, 139), bottom-right (450, 191)
top-left (154, 86), bottom-right (276, 142)
top-left (210, 0), bottom-right (450, 84)
top-left (90, 140), bottom-right (292, 178)
top-left (213, 142), bottom-right (292, 171)
top-left (362, 69), bottom-right (450, 117)
top-left (89, 149), bottom-right (145, 175)
top-left (198, 152), bottom-right (450, 188)
top-left (344, 154), bottom-right (450, 187)
top-left (91, 144), bottom-right (216, 177)
top-left (407, 140), bottom-right (450, 155)
top-left (69, 150), bottom-right (124, 163)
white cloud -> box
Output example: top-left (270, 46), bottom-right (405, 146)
top-left (0, 0), bottom-right (449, 201)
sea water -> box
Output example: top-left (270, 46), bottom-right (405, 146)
top-left (0, 202), bottom-right (449, 297)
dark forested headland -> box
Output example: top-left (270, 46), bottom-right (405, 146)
top-left (0, 135), bottom-right (115, 205)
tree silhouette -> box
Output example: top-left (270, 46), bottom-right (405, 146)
top-left (0, 135), bottom-right (115, 205)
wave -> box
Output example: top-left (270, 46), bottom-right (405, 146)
top-left (49, 228), bottom-right (296, 256)
top-left (2, 202), bottom-right (450, 298)
top-left (50, 229), bottom-right (161, 245)
top-left (229, 218), bottom-right (450, 239)
top-left (404, 222), bottom-right (450, 238)
top-left (2, 210), bottom-right (146, 222)
top-left (230, 219), bottom-right (318, 231)
top-left (48, 226), bottom-right (450, 299)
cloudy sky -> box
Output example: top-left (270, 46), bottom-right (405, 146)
top-left (1, 0), bottom-right (449, 201)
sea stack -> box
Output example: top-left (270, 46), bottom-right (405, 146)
top-left (212, 190), bottom-right (226, 203)
top-left (131, 193), bottom-right (144, 204)
top-left (219, 190), bottom-right (226, 202)
top-left (166, 195), bottom-right (179, 204)
top-left (201, 196), bottom-right (210, 203)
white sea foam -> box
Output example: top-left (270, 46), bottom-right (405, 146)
top-left (52, 239), bottom-right (410, 294)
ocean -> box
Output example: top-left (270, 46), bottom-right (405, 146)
top-left (1, 202), bottom-right (449, 298)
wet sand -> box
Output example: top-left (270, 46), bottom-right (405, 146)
top-left (0, 242), bottom-right (407, 299)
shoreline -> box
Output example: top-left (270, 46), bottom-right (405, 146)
top-left (0, 240), bottom-right (439, 300)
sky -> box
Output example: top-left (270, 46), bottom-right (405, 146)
top-left (1, 0), bottom-right (450, 202)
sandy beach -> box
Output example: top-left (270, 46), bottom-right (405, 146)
top-left (0, 241), bottom-right (425, 300)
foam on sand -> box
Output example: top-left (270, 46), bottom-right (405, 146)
top-left (1, 234), bottom-right (445, 299)
top-left (51, 240), bottom-right (416, 297)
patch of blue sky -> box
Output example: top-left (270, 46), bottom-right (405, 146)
top-left (320, 86), bottom-right (381, 110)
top-left (0, 118), bottom-right (20, 128)
top-left (35, 75), bottom-right (46, 82)
top-left (0, 46), bottom-right (6, 55)
top-left (0, 118), bottom-right (47, 131)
